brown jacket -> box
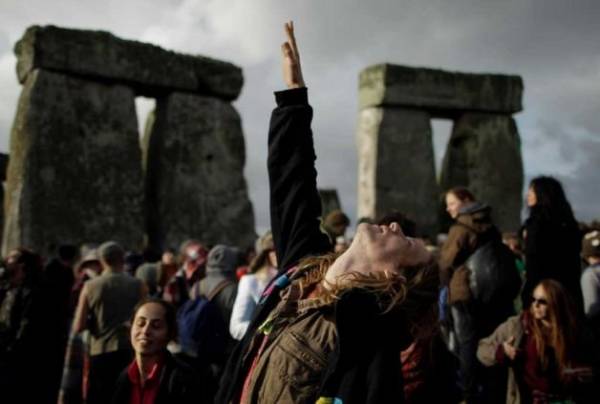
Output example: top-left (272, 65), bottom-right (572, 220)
top-left (439, 203), bottom-right (498, 303)
top-left (477, 315), bottom-right (524, 404)
top-left (242, 278), bottom-right (337, 404)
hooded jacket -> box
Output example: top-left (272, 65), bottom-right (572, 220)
top-left (198, 245), bottom-right (239, 328)
top-left (439, 202), bottom-right (501, 303)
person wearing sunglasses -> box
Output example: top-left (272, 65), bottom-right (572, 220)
top-left (477, 279), bottom-right (595, 403)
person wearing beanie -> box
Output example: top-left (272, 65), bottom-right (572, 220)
top-left (581, 230), bottom-right (600, 319)
top-left (194, 245), bottom-right (239, 380)
top-left (197, 245), bottom-right (240, 327)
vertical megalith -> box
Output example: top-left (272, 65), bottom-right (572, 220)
top-left (3, 69), bottom-right (144, 254)
top-left (440, 113), bottom-right (523, 231)
top-left (357, 107), bottom-right (439, 236)
top-left (144, 92), bottom-right (255, 252)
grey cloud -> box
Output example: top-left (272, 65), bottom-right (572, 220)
top-left (0, 0), bottom-right (599, 231)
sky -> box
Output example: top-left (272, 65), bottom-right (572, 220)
top-left (0, 0), bottom-right (599, 233)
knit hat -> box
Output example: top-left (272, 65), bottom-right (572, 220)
top-left (582, 230), bottom-right (600, 259)
top-left (206, 245), bottom-right (240, 275)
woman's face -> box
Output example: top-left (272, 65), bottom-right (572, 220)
top-left (526, 186), bottom-right (537, 207)
top-left (130, 303), bottom-right (170, 356)
top-left (531, 285), bottom-right (550, 321)
top-left (326, 221), bottom-right (431, 285)
top-left (445, 192), bottom-right (464, 219)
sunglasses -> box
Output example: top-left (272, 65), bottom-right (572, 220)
top-left (532, 297), bottom-right (548, 306)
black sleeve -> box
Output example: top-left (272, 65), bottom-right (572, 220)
top-left (522, 219), bottom-right (544, 303)
top-left (268, 88), bottom-right (332, 271)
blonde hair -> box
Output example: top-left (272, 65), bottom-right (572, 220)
top-left (295, 252), bottom-right (440, 339)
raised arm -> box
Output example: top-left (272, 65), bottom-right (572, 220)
top-left (269, 22), bottom-right (331, 271)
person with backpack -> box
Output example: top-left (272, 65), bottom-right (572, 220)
top-left (581, 231), bottom-right (600, 325)
top-left (216, 22), bottom-right (439, 404)
top-left (177, 244), bottom-right (238, 381)
top-left (440, 186), bottom-right (520, 403)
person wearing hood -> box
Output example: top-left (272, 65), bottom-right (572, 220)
top-left (195, 244), bottom-right (239, 379)
top-left (196, 245), bottom-right (240, 327)
top-left (439, 187), bottom-right (506, 403)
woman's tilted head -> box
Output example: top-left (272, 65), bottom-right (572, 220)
top-left (130, 299), bottom-right (177, 356)
top-left (445, 187), bottom-right (476, 219)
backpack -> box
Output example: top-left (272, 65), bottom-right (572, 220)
top-left (176, 280), bottom-right (232, 363)
top-left (465, 240), bottom-right (522, 306)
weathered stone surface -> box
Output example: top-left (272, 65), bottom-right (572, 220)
top-left (15, 25), bottom-right (243, 100)
top-left (359, 64), bottom-right (523, 113)
top-left (2, 69), bottom-right (144, 254)
top-left (144, 92), bottom-right (256, 252)
top-left (357, 107), bottom-right (439, 237)
top-left (440, 112), bottom-right (523, 231)
top-left (319, 188), bottom-right (342, 218)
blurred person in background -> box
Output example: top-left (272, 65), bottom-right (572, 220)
top-left (521, 176), bottom-right (583, 312)
top-left (230, 231), bottom-right (278, 340)
top-left (72, 241), bottom-right (146, 404)
top-left (163, 240), bottom-right (208, 309)
top-left (478, 279), bottom-right (595, 403)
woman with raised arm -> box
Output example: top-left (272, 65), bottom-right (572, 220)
top-left (216, 22), bottom-right (439, 404)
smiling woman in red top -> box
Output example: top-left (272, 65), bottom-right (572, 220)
top-left (111, 298), bottom-right (212, 404)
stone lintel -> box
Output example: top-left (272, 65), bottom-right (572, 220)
top-left (359, 64), bottom-right (523, 113)
top-left (15, 25), bottom-right (243, 100)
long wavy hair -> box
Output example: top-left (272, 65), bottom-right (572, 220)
top-left (294, 252), bottom-right (440, 340)
top-left (529, 176), bottom-right (576, 226)
top-left (528, 279), bottom-right (578, 381)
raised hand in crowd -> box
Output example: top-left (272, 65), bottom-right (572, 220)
top-left (281, 21), bottom-right (305, 89)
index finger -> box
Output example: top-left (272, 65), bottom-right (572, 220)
top-left (285, 21), bottom-right (300, 60)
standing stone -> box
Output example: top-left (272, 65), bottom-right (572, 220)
top-left (440, 112), bottom-right (523, 231)
top-left (3, 69), bottom-right (144, 255)
top-left (357, 107), bottom-right (439, 237)
top-left (144, 92), bottom-right (255, 252)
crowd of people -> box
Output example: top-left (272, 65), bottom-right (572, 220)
top-left (1, 22), bottom-right (599, 404)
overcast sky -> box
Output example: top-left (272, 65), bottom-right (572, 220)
top-left (1, 0), bottom-right (599, 233)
